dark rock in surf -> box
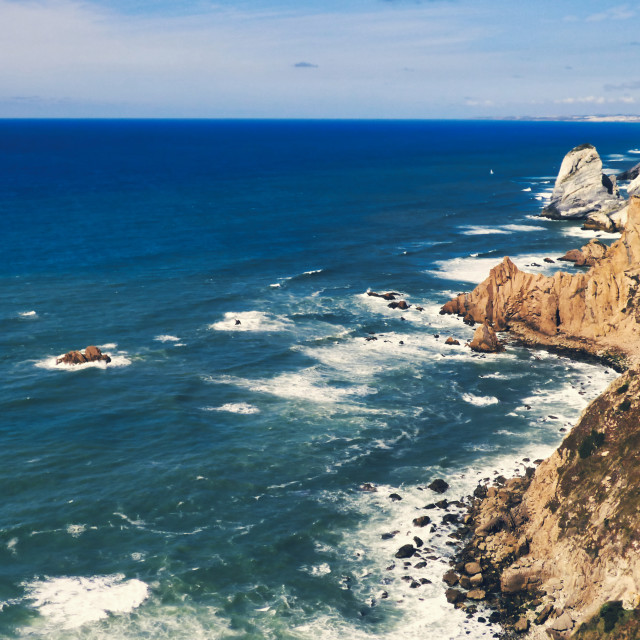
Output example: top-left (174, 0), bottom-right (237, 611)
top-left (428, 479), bottom-right (450, 494)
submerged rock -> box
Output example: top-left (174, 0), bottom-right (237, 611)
top-left (56, 345), bottom-right (111, 366)
top-left (541, 144), bottom-right (625, 221)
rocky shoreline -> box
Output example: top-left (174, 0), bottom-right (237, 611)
top-left (418, 155), bottom-right (640, 637)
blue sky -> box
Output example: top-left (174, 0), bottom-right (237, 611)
top-left (0, 0), bottom-right (638, 118)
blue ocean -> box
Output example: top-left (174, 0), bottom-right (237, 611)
top-left (1, 120), bottom-right (638, 639)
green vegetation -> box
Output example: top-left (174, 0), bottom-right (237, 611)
top-left (573, 602), bottom-right (640, 639)
top-left (619, 399), bottom-right (631, 412)
top-left (578, 429), bottom-right (605, 459)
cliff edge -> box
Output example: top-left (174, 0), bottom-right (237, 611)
top-left (441, 196), bottom-right (640, 367)
top-left (457, 368), bottom-right (640, 639)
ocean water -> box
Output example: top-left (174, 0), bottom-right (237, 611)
top-left (1, 120), bottom-right (638, 639)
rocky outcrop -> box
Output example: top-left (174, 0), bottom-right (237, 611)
top-left (469, 323), bottom-right (504, 353)
top-left (628, 174), bottom-right (640, 197)
top-left (541, 144), bottom-right (625, 222)
top-left (441, 196), bottom-right (640, 365)
top-left (56, 345), bottom-right (111, 365)
top-left (617, 161), bottom-right (640, 182)
top-left (558, 239), bottom-right (608, 267)
top-left (454, 368), bottom-right (640, 638)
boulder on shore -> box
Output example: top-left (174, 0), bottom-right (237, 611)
top-left (541, 144), bottom-right (625, 222)
top-left (469, 323), bottom-right (504, 353)
top-left (558, 239), bottom-right (608, 267)
top-left (56, 345), bottom-right (111, 366)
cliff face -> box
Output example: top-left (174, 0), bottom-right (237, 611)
top-left (442, 196), bottom-right (640, 364)
top-left (465, 368), bottom-right (640, 638)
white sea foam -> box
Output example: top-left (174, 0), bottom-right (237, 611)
top-left (203, 403), bottom-right (260, 415)
top-left (460, 225), bottom-right (511, 235)
top-left (562, 226), bottom-right (620, 240)
top-left (460, 223), bottom-right (543, 236)
top-left (154, 334), bottom-right (180, 343)
top-left (522, 187), bottom-right (532, 192)
top-left (113, 512), bottom-right (146, 527)
top-left (269, 269), bottom-right (323, 289)
top-left (209, 311), bottom-right (293, 332)
top-left (66, 524), bottom-right (86, 538)
top-left (22, 574), bottom-right (149, 630)
top-left (210, 369), bottom-right (375, 406)
top-left (19, 310), bottom-right (37, 317)
top-left (462, 392), bottom-right (499, 406)
top-left (428, 253), bottom-right (558, 284)
top-left (35, 349), bottom-right (131, 371)
top-left (630, 149), bottom-right (640, 154)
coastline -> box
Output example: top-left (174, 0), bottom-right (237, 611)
top-left (432, 198), bottom-right (640, 636)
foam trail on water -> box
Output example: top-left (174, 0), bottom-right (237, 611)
top-left (154, 335), bottom-right (180, 343)
top-left (19, 310), bottom-right (37, 317)
top-left (202, 403), bottom-right (260, 415)
top-left (209, 311), bottom-right (293, 332)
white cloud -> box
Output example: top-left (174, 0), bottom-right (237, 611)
top-left (586, 4), bottom-right (635, 22)
top-left (554, 95), bottom-right (636, 105)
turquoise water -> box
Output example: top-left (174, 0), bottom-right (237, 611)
top-left (1, 120), bottom-right (637, 638)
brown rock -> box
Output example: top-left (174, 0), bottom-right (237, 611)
top-left (412, 515), bottom-right (431, 527)
top-left (445, 588), bottom-right (466, 604)
top-left (465, 561), bottom-right (482, 576)
top-left (428, 479), bottom-right (450, 494)
top-left (443, 570), bottom-right (459, 587)
top-left (558, 249), bottom-right (584, 263)
top-left (514, 617), bottom-right (530, 633)
top-left (469, 573), bottom-right (483, 587)
top-left (466, 589), bottom-right (486, 601)
top-left (395, 544), bottom-right (416, 559)
top-left (84, 345), bottom-right (111, 363)
top-left (501, 571), bottom-right (528, 594)
top-left (56, 350), bottom-right (87, 365)
top-left (469, 323), bottom-right (504, 353)
top-left (445, 337), bottom-right (460, 346)
top-left (535, 604), bottom-right (554, 625)
top-left (56, 345), bottom-right (111, 366)
top-left (439, 196), bottom-right (640, 347)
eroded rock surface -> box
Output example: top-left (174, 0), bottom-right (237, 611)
top-left (541, 144), bottom-right (625, 222)
top-left (441, 196), bottom-right (640, 364)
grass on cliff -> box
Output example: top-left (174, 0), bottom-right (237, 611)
top-left (553, 370), bottom-right (640, 548)
top-left (573, 602), bottom-right (640, 639)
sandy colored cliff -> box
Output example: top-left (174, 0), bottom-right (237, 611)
top-left (442, 196), bottom-right (640, 366)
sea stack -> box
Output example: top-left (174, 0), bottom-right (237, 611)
top-left (541, 144), bottom-right (625, 229)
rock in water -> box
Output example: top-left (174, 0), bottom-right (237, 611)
top-left (56, 345), bottom-right (111, 365)
top-left (628, 174), bottom-right (640, 197)
top-left (469, 323), bottom-right (504, 353)
top-left (541, 144), bottom-right (625, 221)
top-left (618, 160), bottom-right (640, 182)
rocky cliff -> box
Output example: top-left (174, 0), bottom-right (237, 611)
top-left (541, 144), bottom-right (625, 227)
top-left (440, 191), bottom-right (640, 636)
top-left (456, 367), bottom-right (640, 639)
top-left (441, 196), bottom-right (640, 366)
